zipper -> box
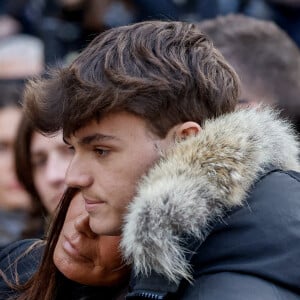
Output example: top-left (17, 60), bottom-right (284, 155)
top-left (126, 290), bottom-right (166, 299)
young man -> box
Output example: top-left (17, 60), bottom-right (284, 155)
top-left (24, 21), bottom-right (300, 299)
top-left (198, 14), bottom-right (300, 133)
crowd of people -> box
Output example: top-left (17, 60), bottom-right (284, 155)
top-left (0, 1), bottom-right (300, 299)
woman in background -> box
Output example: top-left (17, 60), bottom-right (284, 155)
top-left (15, 115), bottom-right (73, 237)
top-left (0, 80), bottom-right (32, 249)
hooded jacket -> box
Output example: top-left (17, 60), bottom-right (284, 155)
top-left (121, 107), bottom-right (300, 299)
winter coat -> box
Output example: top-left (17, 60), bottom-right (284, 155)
top-left (121, 108), bottom-right (300, 299)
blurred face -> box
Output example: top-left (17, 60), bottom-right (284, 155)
top-left (65, 112), bottom-right (173, 235)
top-left (0, 107), bottom-right (31, 210)
top-left (53, 193), bottom-right (129, 285)
top-left (31, 132), bottom-right (73, 213)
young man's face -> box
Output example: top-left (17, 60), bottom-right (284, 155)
top-left (65, 112), bottom-right (173, 235)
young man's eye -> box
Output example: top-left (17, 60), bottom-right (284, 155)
top-left (67, 146), bottom-right (75, 153)
top-left (95, 148), bottom-right (109, 157)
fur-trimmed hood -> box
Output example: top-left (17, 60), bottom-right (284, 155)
top-left (121, 107), bottom-right (300, 284)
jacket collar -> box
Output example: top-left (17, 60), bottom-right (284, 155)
top-left (121, 107), bottom-right (300, 284)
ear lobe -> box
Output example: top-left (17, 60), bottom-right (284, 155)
top-left (175, 122), bottom-right (201, 139)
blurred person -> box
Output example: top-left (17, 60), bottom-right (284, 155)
top-left (0, 0), bottom-right (23, 38)
top-left (217, 0), bottom-right (300, 47)
top-left (30, 130), bottom-right (71, 213)
top-left (0, 15), bottom-right (21, 38)
top-left (23, 20), bottom-right (300, 299)
top-left (0, 29), bottom-right (44, 249)
top-left (14, 116), bottom-right (74, 238)
top-left (0, 188), bottom-right (130, 300)
top-left (0, 34), bottom-right (44, 79)
top-left (244, 0), bottom-right (300, 47)
top-left (198, 14), bottom-right (300, 133)
top-left (0, 80), bottom-right (32, 249)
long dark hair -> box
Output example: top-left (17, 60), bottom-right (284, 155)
top-left (0, 80), bottom-right (42, 238)
top-left (11, 188), bottom-right (77, 300)
top-left (0, 79), bottom-right (46, 239)
top-left (14, 115), bottom-right (48, 239)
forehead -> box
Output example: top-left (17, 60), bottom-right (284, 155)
top-left (66, 112), bottom-right (153, 143)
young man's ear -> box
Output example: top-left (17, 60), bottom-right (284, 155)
top-left (175, 122), bottom-right (201, 140)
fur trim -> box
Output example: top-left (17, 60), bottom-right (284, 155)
top-left (121, 107), bottom-right (300, 284)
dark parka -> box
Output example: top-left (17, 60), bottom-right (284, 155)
top-left (121, 108), bottom-right (300, 299)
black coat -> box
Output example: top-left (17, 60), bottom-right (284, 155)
top-left (127, 169), bottom-right (300, 299)
top-left (121, 109), bottom-right (300, 299)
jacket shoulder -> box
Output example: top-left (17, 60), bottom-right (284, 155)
top-left (0, 239), bottom-right (44, 300)
top-left (247, 169), bottom-right (300, 211)
top-left (186, 170), bottom-right (300, 298)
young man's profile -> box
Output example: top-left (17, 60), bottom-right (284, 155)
top-left (24, 20), bottom-right (300, 299)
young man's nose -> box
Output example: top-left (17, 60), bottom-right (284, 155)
top-left (74, 214), bottom-right (97, 238)
top-left (65, 156), bottom-right (93, 189)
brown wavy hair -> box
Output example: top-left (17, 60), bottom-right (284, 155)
top-left (23, 20), bottom-right (240, 138)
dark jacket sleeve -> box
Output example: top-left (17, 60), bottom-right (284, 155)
top-left (0, 239), bottom-right (44, 300)
top-left (180, 170), bottom-right (300, 299)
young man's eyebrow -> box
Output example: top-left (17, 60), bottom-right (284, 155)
top-left (63, 133), bottom-right (118, 145)
top-left (79, 133), bottom-right (119, 145)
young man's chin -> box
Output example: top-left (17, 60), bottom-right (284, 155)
top-left (89, 217), bottom-right (121, 236)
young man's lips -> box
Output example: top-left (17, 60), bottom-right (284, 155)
top-left (83, 196), bottom-right (105, 212)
